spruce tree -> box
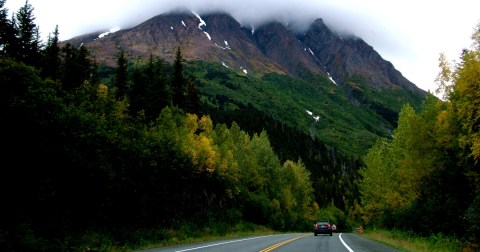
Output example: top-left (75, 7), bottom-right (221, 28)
top-left (114, 50), bottom-right (128, 100)
top-left (0, 2), bottom-right (18, 58)
top-left (90, 59), bottom-right (100, 86)
top-left (128, 54), bottom-right (171, 121)
top-left (148, 56), bottom-right (171, 120)
top-left (185, 79), bottom-right (202, 116)
top-left (129, 66), bottom-right (147, 117)
top-left (15, 0), bottom-right (41, 66)
top-left (0, 0), bottom-right (10, 54)
top-left (153, 57), bottom-right (170, 109)
top-left (3, 12), bottom-right (19, 58)
top-left (60, 42), bottom-right (91, 91)
top-left (42, 25), bottom-right (60, 80)
top-left (171, 46), bottom-right (186, 108)
top-left (60, 42), bottom-right (77, 91)
top-left (77, 45), bottom-right (91, 81)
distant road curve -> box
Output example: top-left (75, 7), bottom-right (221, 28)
top-left (136, 232), bottom-right (400, 252)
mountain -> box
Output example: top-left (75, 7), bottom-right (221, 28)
top-left (65, 9), bottom-right (427, 155)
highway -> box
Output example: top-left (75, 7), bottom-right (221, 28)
top-left (137, 233), bottom-right (400, 252)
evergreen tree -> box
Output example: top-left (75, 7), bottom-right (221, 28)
top-left (60, 42), bottom-right (91, 91)
top-left (4, 13), bottom-right (19, 58)
top-left (129, 66), bottom-right (147, 116)
top-left (171, 46), bottom-right (186, 108)
top-left (185, 79), bottom-right (202, 116)
top-left (15, 0), bottom-right (41, 67)
top-left (0, 2), bottom-right (18, 58)
top-left (0, 0), bottom-right (10, 53)
top-left (77, 45), bottom-right (91, 81)
top-left (128, 54), bottom-right (171, 121)
top-left (114, 50), bottom-right (128, 100)
top-left (60, 42), bottom-right (77, 91)
top-left (90, 59), bottom-right (100, 86)
top-left (147, 55), bottom-right (170, 119)
top-left (42, 25), bottom-right (60, 80)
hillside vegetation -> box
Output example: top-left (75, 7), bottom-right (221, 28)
top-left (0, 1), bottom-right (363, 250)
top-left (359, 22), bottom-right (480, 249)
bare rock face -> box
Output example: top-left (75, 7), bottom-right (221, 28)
top-left (300, 18), bottom-right (425, 94)
top-left (65, 10), bottom-right (425, 95)
top-left (253, 22), bottom-right (325, 78)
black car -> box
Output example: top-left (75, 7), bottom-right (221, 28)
top-left (314, 220), bottom-right (332, 236)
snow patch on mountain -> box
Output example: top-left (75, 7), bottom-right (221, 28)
top-left (222, 62), bottom-right (228, 68)
top-left (327, 72), bottom-right (337, 85)
top-left (224, 40), bottom-right (231, 49)
top-left (215, 43), bottom-right (226, 49)
top-left (96, 27), bottom-right (121, 40)
top-left (306, 110), bottom-right (320, 121)
top-left (181, 21), bottom-right (186, 27)
top-left (308, 48), bottom-right (314, 55)
top-left (191, 11), bottom-right (206, 30)
top-left (243, 69), bottom-right (248, 74)
top-left (171, 26), bottom-right (173, 30)
top-left (204, 31), bottom-right (211, 40)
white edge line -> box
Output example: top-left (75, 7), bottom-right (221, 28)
top-left (339, 233), bottom-right (354, 252)
top-left (174, 235), bottom-right (277, 252)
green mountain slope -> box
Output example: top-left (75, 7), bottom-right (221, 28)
top-left (183, 61), bottom-right (425, 156)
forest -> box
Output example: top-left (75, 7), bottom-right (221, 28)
top-left (3, 0), bottom-right (480, 250)
top-left (359, 22), bottom-right (480, 247)
top-left (0, 1), bottom-right (362, 250)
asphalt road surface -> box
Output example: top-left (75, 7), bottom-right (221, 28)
top-left (137, 233), bottom-right (400, 252)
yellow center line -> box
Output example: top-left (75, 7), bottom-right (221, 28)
top-left (259, 234), bottom-right (311, 252)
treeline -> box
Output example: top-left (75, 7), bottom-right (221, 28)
top-left (0, 1), bottom-right (319, 250)
top-left (359, 23), bottom-right (480, 246)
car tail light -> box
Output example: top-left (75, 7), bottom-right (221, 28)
top-left (315, 224), bottom-right (318, 228)
top-left (328, 224), bottom-right (331, 228)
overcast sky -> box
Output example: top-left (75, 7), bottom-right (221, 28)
top-left (5, 0), bottom-right (480, 93)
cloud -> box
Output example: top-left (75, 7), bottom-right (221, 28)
top-left (5, 0), bottom-right (480, 94)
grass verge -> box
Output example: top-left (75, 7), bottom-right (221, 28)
top-left (360, 228), bottom-right (472, 252)
top-left (67, 222), bottom-right (283, 252)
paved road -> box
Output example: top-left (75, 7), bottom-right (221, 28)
top-left (137, 233), bottom-right (399, 252)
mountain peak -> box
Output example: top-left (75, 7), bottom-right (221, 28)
top-left (64, 9), bottom-right (425, 95)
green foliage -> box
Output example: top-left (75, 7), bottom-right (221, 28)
top-left (41, 25), bottom-right (60, 80)
top-left (172, 46), bottom-right (186, 108)
top-left (185, 61), bottom-right (424, 157)
top-left (205, 107), bottom-right (364, 214)
top-left (128, 54), bottom-right (171, 121)
top-left (363, 228), bottom-right (464, 252)
top-left (60, 42), bottom-right (94, 91)
top-left (0, 55), bottom-right (319, 250)
top-left (15, 0), bottom-right (41, 67)
top-left (113, 50), bottom-right (128, 100)
top-left (185, 79), bottom-right (202, 116)
top-left (360, 22), bottom-right (480, 246)
top-left (0, 0), bottom-right (18, 58)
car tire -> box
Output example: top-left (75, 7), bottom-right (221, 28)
top-left (314, 233), bottom-right (317, 236)
top-left (330, 233), bottom-right (332, 236)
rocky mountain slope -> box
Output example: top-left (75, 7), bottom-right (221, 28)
top-left (67, 9), bottom-right (424, 95)
top-left (65, 9), bottom-right (427, 155)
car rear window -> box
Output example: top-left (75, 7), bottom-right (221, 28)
top-left (317, 222), bottom-right (328, 225)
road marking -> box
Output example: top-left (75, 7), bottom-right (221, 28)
top-left (339, 233), bottom-right (354, 252)
top-left (258, 234), bottom-right (310, 252)
top-left (174, 235), bottom-right (280, 252)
